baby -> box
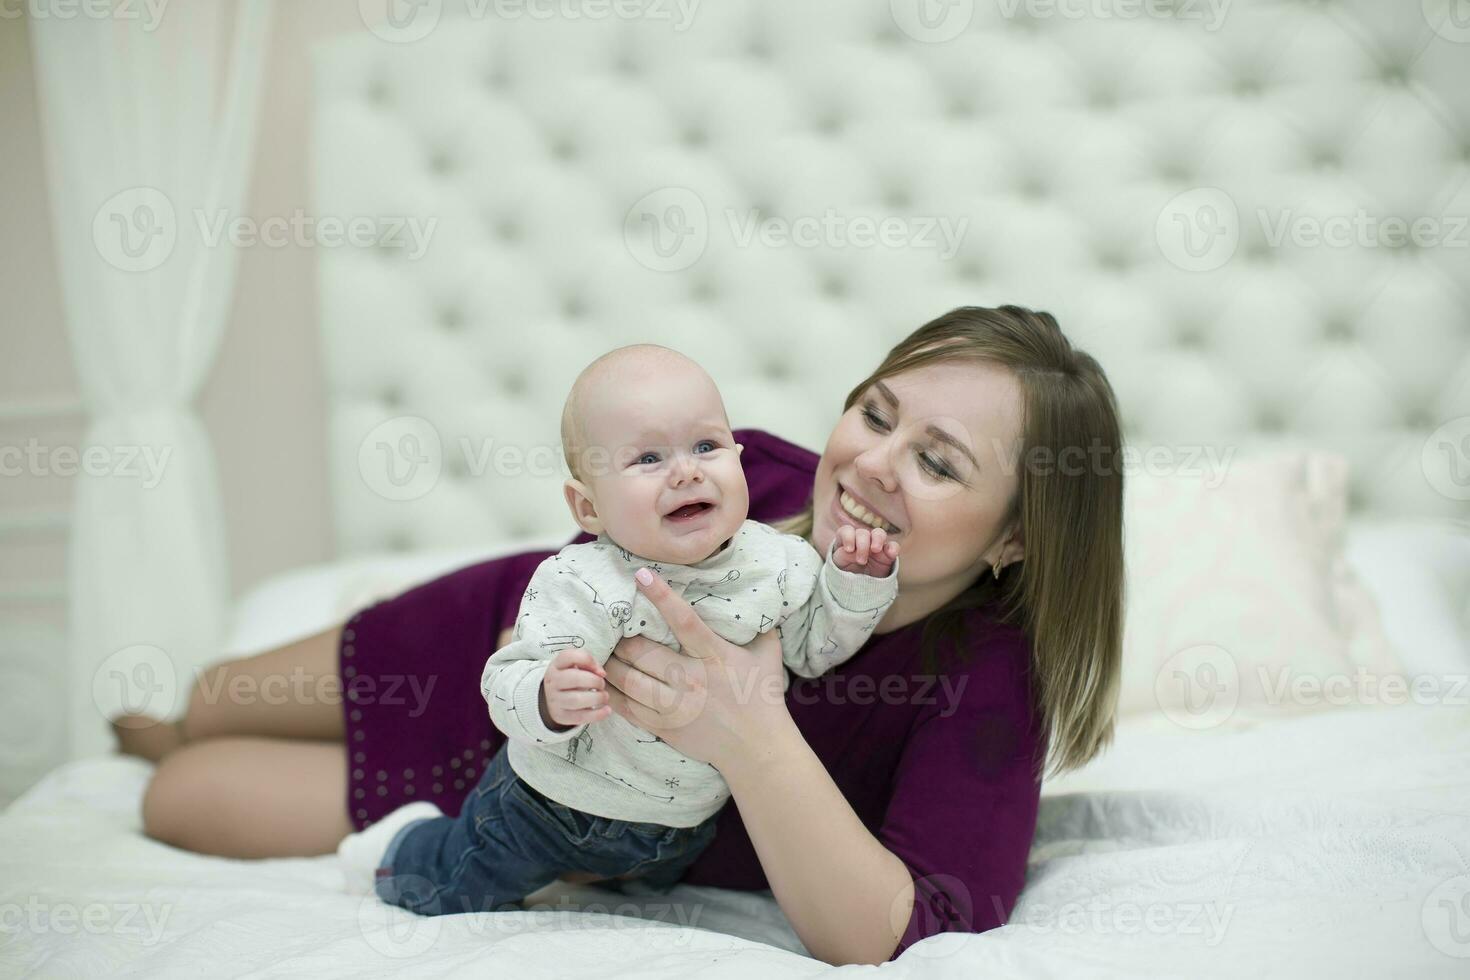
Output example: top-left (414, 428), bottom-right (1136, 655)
top-left (338, 344), bottom-right (900, 913)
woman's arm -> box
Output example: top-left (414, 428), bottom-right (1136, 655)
top-left (719, 712), bottom-right (915, 965)
top-left (602, 568), bottom-right (917, 966)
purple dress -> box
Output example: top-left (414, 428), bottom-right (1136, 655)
top-left (341, 428), bottom-right (1045, 959)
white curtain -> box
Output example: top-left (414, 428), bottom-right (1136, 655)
top-left (29, 0), bottom-right (274, 758)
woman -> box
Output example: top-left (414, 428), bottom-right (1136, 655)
top-left (124, 305), bottom-right (1124, 965)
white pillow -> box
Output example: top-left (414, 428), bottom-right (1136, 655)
top-left (1119, 448), bottom-right (1404, 728)
top-left (1343, 519), bottom-right (1470, 678)
top-left (224, 538), bottom-right (570, 658)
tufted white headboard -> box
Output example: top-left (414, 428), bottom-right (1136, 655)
top-left (312, 0), bottom-right (1470, 558)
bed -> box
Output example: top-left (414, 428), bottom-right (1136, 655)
top-left (4, 517), bottom-right (1468, 977)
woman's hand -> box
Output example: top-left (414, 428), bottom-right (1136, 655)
top-left (602, 568), bottom-right (913, 964)
top-left (601, 567), bottom-right (792, 771)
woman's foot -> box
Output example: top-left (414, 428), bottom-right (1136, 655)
top-left (110, 714), bottom-right (187, 763)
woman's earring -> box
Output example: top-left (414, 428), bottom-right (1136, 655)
top-left (991, 560), bottom-right (1002, 579)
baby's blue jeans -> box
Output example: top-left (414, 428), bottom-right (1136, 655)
top-left (375, 744), bottom-right (718, 915)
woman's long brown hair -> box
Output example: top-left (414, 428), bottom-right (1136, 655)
top-left (772, 305), bottom-right (1125, 776)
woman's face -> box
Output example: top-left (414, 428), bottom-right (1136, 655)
top-left (812, 359), bottom-right (1026, 627)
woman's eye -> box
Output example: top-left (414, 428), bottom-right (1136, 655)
top-left (861, 406), bottom-right (890, 431)
top-left (863, 403), bottom-right (955, 480)
top-left (919, 452), bottom-right (955, 481)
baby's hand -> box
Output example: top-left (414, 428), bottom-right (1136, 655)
top-left (833, 524), bottom-right (900, 578)
top-left (540, 648), bottom-right (611, 731)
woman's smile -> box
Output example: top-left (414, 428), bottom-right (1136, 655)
top-left (836, 483), bottom-right (900, 533)
top-left (828, 481), bottom-right (902, 538)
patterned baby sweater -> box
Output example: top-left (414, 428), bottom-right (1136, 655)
top-left (480, 518), bottom-right (900, 826)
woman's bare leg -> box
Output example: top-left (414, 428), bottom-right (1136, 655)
top-left (141, 736), bottom-right (354, 858)
top-left (180, 625), bottom-right (346, 741)
top-left (113, 624), bottom-right (345, 760)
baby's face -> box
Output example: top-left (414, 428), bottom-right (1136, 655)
top-left (567, 365), bottom-right (749, 566)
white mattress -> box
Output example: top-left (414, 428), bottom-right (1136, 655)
top-left (4, 704), bottom-right (1468, 977)
top-left (3, 522), bottom-right (1468, 977)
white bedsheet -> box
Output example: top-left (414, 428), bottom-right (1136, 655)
top-left (4, 702), bottom-right (1468, 978)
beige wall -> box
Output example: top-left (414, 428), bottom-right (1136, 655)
top-left (1, 9), bottom-right (76, 620)
top-left (2, 4), bottom-right (368, 616)
top-left (2, 13), bottom-right (76, 802)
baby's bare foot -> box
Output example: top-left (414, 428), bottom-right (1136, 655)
top-left (110, 714), bottom-right (186, 763)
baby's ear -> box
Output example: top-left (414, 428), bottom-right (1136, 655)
top-left (563, 479), bottom-right (602, 535)
top-left (735, 443), bottom-right (744, 454)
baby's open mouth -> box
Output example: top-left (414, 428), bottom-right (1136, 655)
top-left (665, 502), bottom-right (715, 521)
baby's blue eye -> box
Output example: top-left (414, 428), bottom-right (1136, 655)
top-left (635, 441), bottom-right (717, 466)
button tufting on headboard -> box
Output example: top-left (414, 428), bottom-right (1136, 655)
top-left (437, 307), bottom-right (463, 331)
top-left (1175, 322), bottom-right (1207, 350)
top-left (491, 215), bottom-right (521, 243)
top-left (312, 0), bottom-right (1470, 556)
top-left (819, 274), bottom-right (847, 299)
top-left (1322, 315), bottom-right (1353, 343)
top-left (485, 66), bottom-right (510, 91)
